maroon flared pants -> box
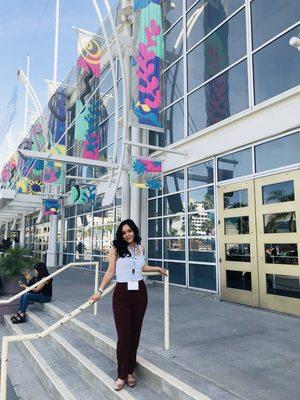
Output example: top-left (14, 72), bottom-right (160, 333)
top-left (112, 280), bottom-right (148, 380)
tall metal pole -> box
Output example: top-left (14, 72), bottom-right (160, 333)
top-left (23, 54), bottom-right (30, 137)
top-left (48, 0), bottom-right (60, 267)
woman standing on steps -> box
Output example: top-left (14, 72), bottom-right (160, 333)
top-left (89, 219), bottom-right (167, 391)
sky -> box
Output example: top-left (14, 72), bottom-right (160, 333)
top-left (0, 0), bottom-right (110, 168)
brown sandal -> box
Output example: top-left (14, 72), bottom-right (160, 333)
top-left (113, 379), bottom-right (125, 391)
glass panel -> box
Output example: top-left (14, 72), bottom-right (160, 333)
top-left (188, 60), bottom-right (248, 135)
top-left (262, 181), bottom-right (294, 205)
top-left (226, 270), bottom-right (252, 291)
top-left (218, 148), bottom-right (252, 181)
top-left (164, 21), bottom-right (183, 68)
top-left (265, 243), bottom-right (298, 265)
top-left (148, 239), bottom-right (162, 259)
top-left (163, 0), bottom-right (183, 30)
top-left (253, 27), bottom-right (300, 105)
top-left (164, 100), bottom-right (185, 145)
top-left (165, 261), bottom-right (186, 285)
top-left (189, 264), bottom-right (216, 290)
top-left (224, 216), bottom-right (249, 235)
top-left (164, 170), bottom-right (184, 193)
top-left (255, 133), bottom-right (300, 173)
top-left (148, 188), bottom-right (162, 198)
top-left (266, 274), bottom-right (300, 299)
top-left (188, 160), bottom-right (214, 188)
top-left (164, 193), bottom-right (185, 215)
top-left (187, 10), bottom-right (246, 91)
top-left (148, 218), bottom-right (162, 238)
top-left (164, 239), bottom-right (185, 260)
top-left (189, 212), bottom-right (215, 236)
top-left (189, 237), bottom-right (215, 262)
top-left (148, 198), bottom-right (162, 218)
top-left (187, 0), bottom-right (244, 46)
top-left (188, 186), bottom-right (214, 211)
top-left (164, 60), bottom-right (184, 107)
top-left (251, 0), bottom-right (300, 49)
top-left (263, 212), bottom-right (296, 234)
top-left (225, 243), bottom-right (250, 262)
top-left (164, 216), bottom-right (185, 236)
top-left (224, 189), bottom-right (248, 209)
top-left (66, 218), bottom-right (76, 229)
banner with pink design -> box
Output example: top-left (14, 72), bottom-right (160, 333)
top-left (130, 156), bottom-right (163, 190)
top-left (130, 0), bottom-right (164, 132)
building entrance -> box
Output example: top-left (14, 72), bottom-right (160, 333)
top-left (218, 171), bottom-right (300, 316)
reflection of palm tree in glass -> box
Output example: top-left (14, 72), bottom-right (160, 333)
top-left (200, 218), bottom-right (214, 235)
top-left (267, 190), bottom-right (294, 203)
top-left (265, 212), bottom-right (296, 233)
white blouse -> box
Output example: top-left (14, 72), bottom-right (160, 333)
top-left (115, 245), bottom-right (145, 282)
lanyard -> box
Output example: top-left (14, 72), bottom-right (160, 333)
top-left (130, 244), bottom-right (138, 278)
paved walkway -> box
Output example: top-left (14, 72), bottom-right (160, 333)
top-left (4, 267), bottom-right (300, 400)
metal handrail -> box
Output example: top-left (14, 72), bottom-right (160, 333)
top-left (0, 261), bottom-right (100, 316)
top-left (0, 282), bottom-right (115, 400)
top-left (0, 270), bottom-right (169, 400)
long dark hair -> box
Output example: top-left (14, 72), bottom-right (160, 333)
top-left (113, 219), bottom-right (141, 258)
top-left (34, 262), bottom-right (50, 280)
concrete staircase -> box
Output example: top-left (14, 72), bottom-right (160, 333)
top-left (3, 303), bottom-right (208, 400)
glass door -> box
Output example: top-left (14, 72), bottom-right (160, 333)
top-left (255, 171), bottom-right (300, 315)
top-left (218, 180), bottom-right (259, 307)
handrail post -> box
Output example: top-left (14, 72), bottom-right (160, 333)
top-left (1, 337), bottom-right (9, 400)
top-left (94, 261), bottom-right (100, 316)
top-left (164, 271), bottom-right (170, 351)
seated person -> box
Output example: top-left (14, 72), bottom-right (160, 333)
top-left (11, 262), bottom-right (53, 324)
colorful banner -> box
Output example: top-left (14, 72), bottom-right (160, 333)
top-left (42, 199), bottom-right (60, 216)
top-left (43, 86), bottom-right (67, 186)
top-left (130, 156), bottom-right (162, 190)
top-left (71, 184), bottom-right (96, 205)
top-left (0, 155), bottom-right (17, 189)
top-left (130, 0), bottom-right (164, 131)
top-left (77, 32), bottom-right (101, 77)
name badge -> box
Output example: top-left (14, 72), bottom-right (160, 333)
top-left (128, 281), bottom-right (139, 291)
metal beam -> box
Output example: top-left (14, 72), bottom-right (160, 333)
top-left (123, 140), bottom-right (188, 156)
top-left (18, 149), bottom-right (118, 169)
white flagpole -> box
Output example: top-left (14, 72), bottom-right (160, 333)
top-left (53, 0), bottom-right (60, 82)
top-left (23, 53), bottom-right (30, 137)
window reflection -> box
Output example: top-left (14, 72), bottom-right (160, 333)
top-left (163, 0), bottom-right (183, 31)
top-left (224, 216), bottom-right (249, 235)
top-left (253, 27), bottom-right (300, 105)
top-left (164, 193), bottom-right (185, 215)
top-left (163, 60), bottom-right (184, 107)
top-left (164, 170), bottom-right (184, 193)
top-left (251, 0), bottom-right (300, 49)
top-left (262, 181), bottom-right (294, 205)
top-left (255, 133), bottom-right (300, 173)
top-left (188, 160), bottom-right (214, 188)
top-left (149, 198), bottom-right (162, 218)
top-left (189, 263), bottom-right (216, 290)
top-left (164, 216), bottom-right (185, 237)
top-left (189, 237), bottom-right (215, 262)
top-left (226, 243), bottom-right (250, 262)
top-left (189, 212), bottom-right (215, 236)
top-left (188, 10), bottom-right (246, 91)
top-left (164, 239), bottom-right (185, 260)
top-left (164, 100), bottom-right (185, 144)
top-left (264, 212), bottom-right (296, 234)
top-left (188, 60), bottom-right (248, 135)
top-left (226, 270), bottom-right (252, 291)
top-left (224, 189), bottom-right (248, 209)
top-left (188, 186), bottom-right (214, 212)
top-left (165, 261), bottom-right (186, 285)
top-left (164, 21), bottom-right (183, 68)
top-left (148, 239), bottom-right (162, 258)
top-left (148, 218), bottom-right (162, 238)
top-left (218, 148), bottom-right (252, 181)
top-left (265, 243), bottom-right (298, 265)
top-left (266, 274), bottom-right (300, 299)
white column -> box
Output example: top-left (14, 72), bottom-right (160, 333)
top-left (130, 126), bottom-right (142, 227)
top-left (20, 215), bottom-right (26, 247)
top-left (121, 5), bottom-right (131, 221)
top-left (23, 54), bottom-right (30, 137)
top-left (4, 222), bottom-right (8, 240)
top-left (47, 0), bottom-right (60, 267)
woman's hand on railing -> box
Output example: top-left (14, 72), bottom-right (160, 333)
top-left (159, 268), bottom-right (168, 276)
top-left (89, 292), bottom-right (101, 304)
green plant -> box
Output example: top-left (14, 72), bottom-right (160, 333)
top-left (0, 247), bottom-right (38, 278)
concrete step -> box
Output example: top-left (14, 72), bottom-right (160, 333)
top-left (4, 316), bottom-right (105, 400)
top-left (0, 321), bottom-right (50, 400)
top-left (43, 302), bottom-right (210, 400)
top-left (27, 309), bottom-right (161, 400)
